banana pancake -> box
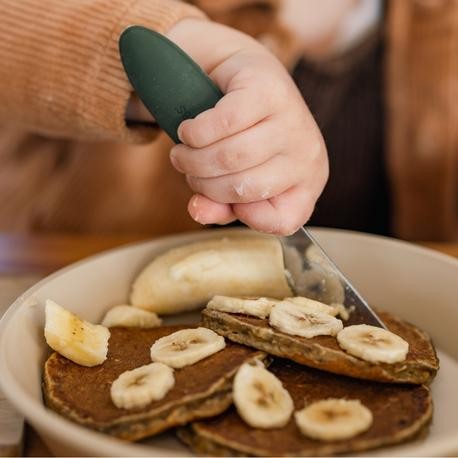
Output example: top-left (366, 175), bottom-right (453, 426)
top-left (43, 325), bottom-right (266, 441)
top-left (201, 309), bottom-right (438, 384)
top-left (178, 359), bottom-right (433, 456)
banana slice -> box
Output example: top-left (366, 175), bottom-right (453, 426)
top-left (284, 297), bottom-right (351, 321)
top-left (337, 324), bottom-right (409, 364)
top-left (284, 297), bottom-right (337, 315)
top-left (110, 362), bottom-right (174, 409)
top-left (150, 327), bottom-right (226, 368)
top-left (269, 301), bottom-right (343, 338)
top-left (295, 398), bottom-right (373, 441)
top-left (233, 362), bottom-right (294, 429)
top-left (130, 235), bottom-right (292, 314)
top-left (44, 300), bottom-right (110, 367)
top-left (101, 305), bottom-right (162, 328)
top-left (207, 296), bottom-right (278, 319)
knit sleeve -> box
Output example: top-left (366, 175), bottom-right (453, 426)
top-left (0, 0), bottom-right (206, 142)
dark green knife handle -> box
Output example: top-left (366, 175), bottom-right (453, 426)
top-left (119, 25), bottom-right (223, 144)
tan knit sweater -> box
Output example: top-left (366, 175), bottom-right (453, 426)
top-left (0, 0), bottom-right (208, 234)
top-left (0, 0), bottom-right (456, 240)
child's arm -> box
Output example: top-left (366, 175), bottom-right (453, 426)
top-left (0, 0), bottom-right (204, 142)
top-left (166, 19), bottom-right (329, 235)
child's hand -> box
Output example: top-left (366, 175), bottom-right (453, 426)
top-left (167, 19), bottom-right (328, 235)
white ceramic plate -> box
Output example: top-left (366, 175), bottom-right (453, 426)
top-left (0, 228), bottom-right (457, 457)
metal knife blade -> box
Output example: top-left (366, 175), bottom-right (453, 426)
top-left (119, 27), bottom-right (386, 328)
top-left (281, 227), bottom-right (386, 328)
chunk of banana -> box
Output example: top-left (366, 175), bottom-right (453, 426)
top-left (269, 301), bottom-right (343, 338)
top-left (150, 327), bottom-right (225, 369)
top-left (331, 303), bottom-right (351, 321)
top-left (305, 244), bottom-right (334, 273)
top-left (295, 398), bottom-right (373, 441)
top-left (101, 305), bottom-right (162, 328)
top-left (110, 362), bottom-right (174, 409)
top-left (206, 295), bottom-right (278, 319)
top-left (44, 300), bottom-right (110, 367)
top-left (233, 362), bottom-right (294, 429)
top-left (130, 236), bottom-right (292, 314)
top-left (337, 324), bottom-right (409, 364)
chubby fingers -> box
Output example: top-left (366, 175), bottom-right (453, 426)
top-left (170, 119), bottom-right (284, 178)
top-left (233, 185), bottom-right (316, 235)
top-left (177, 86), bottom-right (273, 148)
top-left (186, 153), bottom-right (303, 204)
top-left (187, 185), bottom-right (317, 236)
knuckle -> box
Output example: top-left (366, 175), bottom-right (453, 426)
top-left (181, 120), bottom-right (207, 149)
top-left (215, 148), bottom-right (233, 173)
top-left (216, 108), bottom-right (237, 136)
top-left (272, 82), bottom-right (289, 103)
top-left (234, 66), bottom-right (257, 85)
top-left (260, 75), bottom-right (288, 104)
top-left (215, 146), bottom-right (243, 174)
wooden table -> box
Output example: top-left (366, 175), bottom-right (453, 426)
top-left (0, 232), bottom-right (456, 457)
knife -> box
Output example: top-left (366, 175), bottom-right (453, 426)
top-left (119, 25), bottom-right (386, 328)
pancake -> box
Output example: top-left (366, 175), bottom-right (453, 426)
top-left (178, 359), bottom-right (433, 456)
top-left (43, 325), bottom-right (266, 441)
top-left (201, 309), bottom-right (438, 384)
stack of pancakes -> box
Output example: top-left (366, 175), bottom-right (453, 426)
top-left (43, 309), bottom-right (439, 456)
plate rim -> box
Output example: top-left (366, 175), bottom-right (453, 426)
top-left (0, 227), bottom-right (457, 456)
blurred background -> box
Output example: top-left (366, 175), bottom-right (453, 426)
top-left (0, 0), bottom-right (456, 241)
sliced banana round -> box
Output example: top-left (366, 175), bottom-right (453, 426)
top-left (101, 305), bottom-right (162, 328)
top-left (207, 295), bottom-right (278, 319)
top-left (269, 301), bottom-right (343, 338)
top-left (110, 362), bottom-right (174, 409)
top-left (285, 297), bottom-right (351, 321)
top-left (233, 362), bottom-right (294, 429)
top-left (150, 327), bottom-right (225, 369)
top-left (337, 324), bottom-right (409, 364)
top-left (295, 398), bottom-right (373, 441)
top-left (44, 299), bottom-right (110, 367)
top-left (284, 297), bottom-right (337, 315)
